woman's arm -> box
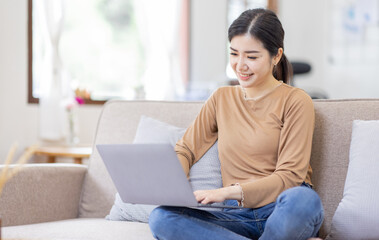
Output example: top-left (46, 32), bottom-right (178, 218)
top-left (175, 90), bottom-right (219, 176)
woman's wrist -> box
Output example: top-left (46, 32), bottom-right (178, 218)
top-left (224, 185), bottom-right (243, 201)
top-left (229, 183), bottom-right (245, 207)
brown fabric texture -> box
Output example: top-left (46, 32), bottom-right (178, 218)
top-left (0, 164), bottom-right (87, 226)
top-left (175, 85), bottom-right (315, 208)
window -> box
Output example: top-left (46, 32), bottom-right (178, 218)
top-left (28, 0), bottom-right (189, 104)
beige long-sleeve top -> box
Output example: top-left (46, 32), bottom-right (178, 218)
top-left (175, 83), bottom-right (315, 208)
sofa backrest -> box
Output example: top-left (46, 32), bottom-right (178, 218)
top-left (310, 99), bottom-right (379, 237)
top-left (79, 98), bottom-right (379, 238)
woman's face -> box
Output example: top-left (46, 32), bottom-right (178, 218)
top-left (230, 34), bottom-right (277, 89)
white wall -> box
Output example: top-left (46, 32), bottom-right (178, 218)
top-left (279, 0), bottom-right (329, 98)
top-left (280, 0), bottom-right (379, 99)
top-left (190, 0), bottom-right (229, 92)
top-left (0, 0), bottom-right (102, 162)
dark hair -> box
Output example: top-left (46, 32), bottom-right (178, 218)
top-left (228, 9), bottom-right (293, 84)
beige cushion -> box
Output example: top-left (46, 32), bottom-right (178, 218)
top-left (2, 218), bottom-right (154, 240)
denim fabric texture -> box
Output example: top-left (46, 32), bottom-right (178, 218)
top-left (149, 184), bottom-right (324, 240)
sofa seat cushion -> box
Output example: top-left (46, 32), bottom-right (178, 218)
top-left (2, 218), bottom-right (154, 240)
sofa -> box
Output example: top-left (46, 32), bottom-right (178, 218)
top-left (1, 99), bottom-right (379, 239)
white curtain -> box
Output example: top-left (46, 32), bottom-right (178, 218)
top-left (133, 0), bottom-right (185, 100)
top-left (37, 0), bottom-right (69, 141)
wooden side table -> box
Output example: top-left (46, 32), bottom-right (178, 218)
top-left (33, 146), bottom-right (92, 164)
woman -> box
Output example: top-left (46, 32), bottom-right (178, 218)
top-left (149, 8), bottom-right (324, 240)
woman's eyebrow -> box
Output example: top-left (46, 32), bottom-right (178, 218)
top-left (230, 47), bottom-right (260, 53)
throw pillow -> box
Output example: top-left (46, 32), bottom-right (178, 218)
top-left (328, 120), bottom-right (379, 239)
top-left (133, 115), bottom-right (186, 146)
top-left (106, 115), bottom-right (222, 223)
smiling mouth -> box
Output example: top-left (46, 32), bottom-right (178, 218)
top-left (238, 73), bottom-right (254, 80)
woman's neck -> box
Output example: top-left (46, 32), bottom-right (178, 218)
top-left (243, 77), bottom-right (282, 100)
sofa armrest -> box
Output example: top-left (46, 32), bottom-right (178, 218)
top-left (0, 164), bottom-right (87, 227)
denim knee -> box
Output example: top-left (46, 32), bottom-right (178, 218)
top-left (149, 206), bottom-right (169, 235)
top-left (149, 206), bottom-right (184, 239)
top-left (277, 186), bottom-right (324, 222)
top-left (261, 187), bottom-right (324, 240)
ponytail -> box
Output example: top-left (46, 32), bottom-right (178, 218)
top-left (274, 53), bottom-right (293, 85)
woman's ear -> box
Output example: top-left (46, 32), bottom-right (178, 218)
top-left (273, 48), bottom-right (283, 65)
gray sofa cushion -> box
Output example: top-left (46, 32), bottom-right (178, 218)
top-left (133, 115), bottom-right (186, 146)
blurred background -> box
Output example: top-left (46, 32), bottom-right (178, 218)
top-left (1, 0), bottom-right (379, 161)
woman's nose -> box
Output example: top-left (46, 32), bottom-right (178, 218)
top-left (237, 58), bottom-right (248, 72)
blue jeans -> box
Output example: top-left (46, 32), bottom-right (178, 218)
top-left (149, 184), bottom-right (324, 240)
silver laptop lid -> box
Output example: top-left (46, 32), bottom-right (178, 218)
top-left (97, 144), bottom-right (199, 207)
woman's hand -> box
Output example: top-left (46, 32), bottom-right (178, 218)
top-left (194, 185), bottom-right (243, 205)
top-left (194, 188), bottom-right (228, 205)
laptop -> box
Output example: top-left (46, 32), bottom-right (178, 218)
top-left (97, 144), bottom-right (243, 209)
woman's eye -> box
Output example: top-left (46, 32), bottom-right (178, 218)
top-left (248, 56), bottom-right (257, 60)
top-left (230, 52), bottom-right (238, 56)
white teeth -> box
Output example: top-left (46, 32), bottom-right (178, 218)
top-left (239, 73), bottom-right (252, 77)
